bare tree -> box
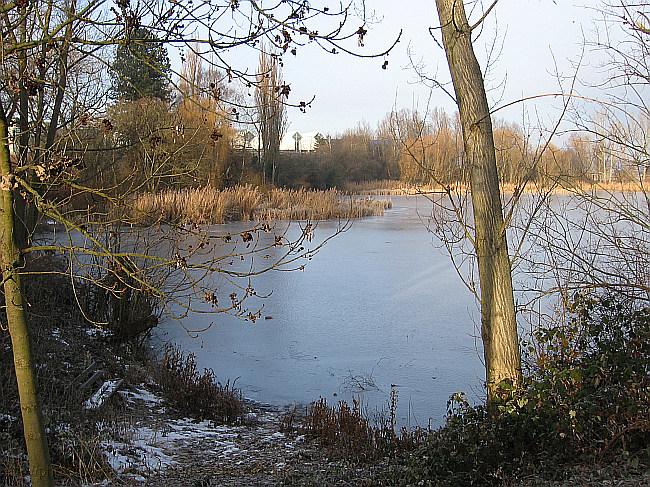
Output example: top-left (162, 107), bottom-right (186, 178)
top-left (433, 0), bottom-right (522, 400)
top-left (518, 1), bottom-right (650, 309)
top-left (255, 49), bottom-right (287, 186)
top-left (0, 1), bottom-right (399, 484)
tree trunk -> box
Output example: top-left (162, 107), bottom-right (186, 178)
top-left (435, 0), bottom-right (522, 400)
top-left (13, 6), bottom-right (37, 250)
top-left (0, 107), bottom-right (54, 486)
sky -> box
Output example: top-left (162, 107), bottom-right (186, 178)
top-left (268, 0), bottom-right (603, 137)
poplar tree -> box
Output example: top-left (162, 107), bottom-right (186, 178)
top-left (434, 0), bottom-right (522, 401)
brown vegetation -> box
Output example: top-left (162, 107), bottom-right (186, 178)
top-left (304, 392), bottom-right (427, 462)
top-left (345, 179), bottom-right (647, 195)
top-left (153, 345), bottom-right (244, 424)
top-left (130, 185), bottom-right (392, 224)
top-left (344, 180), bottom-right (450, 195)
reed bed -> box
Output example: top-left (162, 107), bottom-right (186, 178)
top-left (130, 185), bottom-right (392, 224)
top-left (345, 179), bottom-right (649, 195)
top-left (344, 180), bottom-right (406, 192)
top-left (344, 180), bottom-right (449, 195)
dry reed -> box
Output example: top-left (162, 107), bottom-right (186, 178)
top-left (345, 179), bottom-right (649, 196)
top-left (344, 180), bottom-right (450, 195)
top-left (130, 185), bottom-right (392, 225)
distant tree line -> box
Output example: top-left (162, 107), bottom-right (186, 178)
top-left (273, 108), bottom-right (648, 190)
top-left (77, 26), bottom-right (647, 198)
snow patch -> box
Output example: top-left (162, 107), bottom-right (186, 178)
top-left (102, 437), bottom-right (175, 474)
top-left (99, 417), bottom-right (246, 477)
top-left (119, 386), bottom-right (163, 405)
top-left (84, 379), bottom-right (123, 410)
top-left (85, 327), bottom-right (111, 338)
top-left (263, 431), bottom-right (285, 442)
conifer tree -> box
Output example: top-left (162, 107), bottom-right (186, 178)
top-left (111, 27), bottom-right (171, 101)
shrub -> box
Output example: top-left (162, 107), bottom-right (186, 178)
top-left (521, 293), bottom-right (649, 457)
top-left (304, 389), bottom-right (428, 463)
top-left (392, 293), bottom-right (649, 486)
top-left (153, 344), bottom-right (244, 423)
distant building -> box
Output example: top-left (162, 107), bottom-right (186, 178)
top-left (234, 129), bottom-right (325, 153)
top-left (280, 131), bottom-right (320, 152)
top-left (7, 120), bottom-right (19, 157)
top-left (233, 130), bottom-right (257, 150)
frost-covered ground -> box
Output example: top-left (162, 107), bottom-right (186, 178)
top-left (88, 386), bottom-right (313, 486)
top-left (1, 278), bottom-right (361, 487)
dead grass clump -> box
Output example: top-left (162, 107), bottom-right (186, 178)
top-left (346, 179), bottom-right (648, 196)
top-left (50, 427), bottom-right (112, 484)
top-left (304, 391), bottom-right (427, 462)
top-left (259, 188), bottom-right (392, 220)
top-left (0, 453), bottom-right (27, 487)
top-left (130, 185), bottom-right (391, 224)
top-left (344, 180), bottom-right (450, 195)
top-left (153, 344), bottom-right (244, 424)
top-left (131, 185), bottom-right (262, 224)
top-left (306, 398), bottom-right (378, 462)
top-left (344, 180), bottom-right (406, 193)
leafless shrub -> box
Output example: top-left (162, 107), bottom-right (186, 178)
top-left (304, 390), bottom-right (427, 462)
top-left (152, 344), bottom-right (244, 424)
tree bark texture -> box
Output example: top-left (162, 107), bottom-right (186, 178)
top-left (435, 0), bottom-right (522, 398)
top-left (0, 108), bottom-right (54, 486)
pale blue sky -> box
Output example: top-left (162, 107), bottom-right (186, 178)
top-left (273, 0), bottom-right (600, 136)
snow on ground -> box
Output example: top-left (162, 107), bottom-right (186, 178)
top-left (84, 379), bottom-right (123, 410)
top-left (98, 386), bottom-right (284, 481)
top-left (97, 385), bottom-right (302, 483)
top-left (102, 434), bottom-right (175, 474)
top-left (118, 386), bottom-right (163, 406)
top-left (0, 413), bottom-right (17, 423)
top-left (85, 327), bottom-right (112, 338)
top-left (50, 327), bottom-right (70, 346)
top-left (100, 416), bottom-right (247, 476)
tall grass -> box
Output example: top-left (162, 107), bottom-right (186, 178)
top-left (153, 344), bottom-right (244, 424)
top-left (345, 179), bottom-right (648, 195)
top-left (130, 185), bottom-right (392, 224)
top-left (304, 392), bottom-right (428, 462)
top-left (344, 180), bottom-right (450, 195)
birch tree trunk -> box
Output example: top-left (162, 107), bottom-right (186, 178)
top-left (434, 0), bottom-right (522, 400)
top-left (0, 106), bottom-right (53, 486)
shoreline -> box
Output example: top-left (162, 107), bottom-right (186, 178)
top-left (2, 258), bottom-right (647, 486)
top-left (345, 180), bottom-right (648, 196)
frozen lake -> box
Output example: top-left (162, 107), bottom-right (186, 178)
top-left (154, 195), bottom-right (486, 427)
top-left (40, 189), bottom-right (645, 427)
